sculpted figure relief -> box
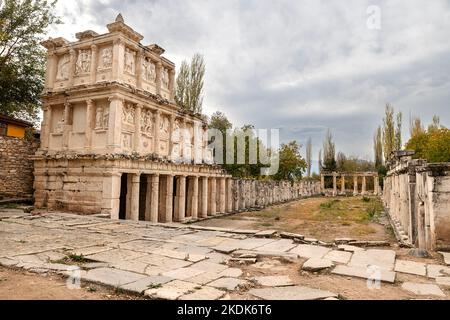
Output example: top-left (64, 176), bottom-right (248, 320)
top-left (160, 116), bottom-right (170, 137)
top-left (95, 105), bottom-right (109, 130)
top-left (55, 118), bottom-right (64, 134)
top-left (141, 109), bottom-right (153, 135)
top-left (162, 68), bottom-right (169, 89)
top-left (122, 103), bottom-right (135, 125)
top-left (56, 54), bottom-right (70, 81)
top-left (99, 47), bottom-right (112, 70)
top-left (172, 119), bottom-right (180, 142)
top-left (75, 49), bottom-right (91, 74)
top-left (124, 48), bottom-right (136, 75)
top-left (142, 58), bottom-right (156, 83)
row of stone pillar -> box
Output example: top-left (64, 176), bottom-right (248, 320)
top-left (121, 173), bottom-right (232, 223)
top-left (321, 174), bottom-right (381, 196)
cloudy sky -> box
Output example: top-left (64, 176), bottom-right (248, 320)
top-left (48, 0), bottom-right (450, 170)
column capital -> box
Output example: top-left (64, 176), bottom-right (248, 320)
top-left (108, 94), bottom-right (124, 103)
top-left (91, 44), bottom-right (98, 52)
top-left (86, 99), bottom-right (94, 107)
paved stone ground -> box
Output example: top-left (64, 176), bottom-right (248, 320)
top-left (0, 210), bottom-right (449, 300)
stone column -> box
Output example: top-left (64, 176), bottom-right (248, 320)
top-left (90, 44), bottom-right (98, 84)
top-left (130, 173), bottom-right (140, 221)
top-left (332, 173), bottom-right (337, 196)
top-left (103, 172), bottom-right (121, 219)
top-left (169, 69), bottom-right (175, 102)
top-left (175, 176), bottom-right (186, 222)
top-left (165, 175), bottom-right (174, 223)
top-left (42, 105), bottom-right (52, 150)
top-left (156, 61), bottom-right (162, 95)
top-left (374, 175), bottom-right (380, 195)
top-left (219, 177), bottom-right (226, 213)
top-left (85, 99), bottom-right (94, 150)
top-left (341, 175), bottom-right (345, 194)
top-left (362, 176), bottom-right (367, 195)
top-left (62, 101), bottom-right (71, 150)
top-left (45, 52), bottom-right (58, 90)
top-left (154, 110), bottom-right (160, 155)
top-left (112, 38), bottom-right (125, 82)
top-left (200, 176), bottom-right (208, 218)
top-left (353, 176), bottom-right (359, 195)
top-left (150, 174), bottom-right (160, 223)
top-left (136, 51), bottom-right (143, 89)
top-left (191, 176), bottom-right (199, 220)
top-left (320, 175), bottom-right (325, 193)
top-left (68, 49), bottom-right (76, 86)
top-left (209, 177), bottom-right (217, 216)
top-left (169, 114), bottom-right (175, 161)
top-left (134, 104), bottom-right (142, 153)
top-left (226, 178), bottom-right (233, 213)
top-left (107, 95), bottom-right (123, 152)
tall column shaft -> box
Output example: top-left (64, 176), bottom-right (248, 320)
top-left (90, 45), bottom-right (98, 84)
top-left (130, 173), bottom-right (140, 221)
top-left (191, 176), bottom-right (199, 220)
top-left (219, 177), bottom-right (226, 213)
top-left (134, 104), bottom-right (142, 153)
top-left (332, 174), bottom-right (337, 196)
top-left (226, 178), bottom-right (233, 212)
top-left (107, 95), bottom-right (123, 152)
top-left (362, 176), bottom-right (367, 195)
top-left (68, 49), bottom-right (76, 86)
top-left (165, 175), bottom-right (174, 223)
top-left (62, 101), bottom-right (71, 150)
top-left (85, 100), bottom-right (94, 150)
top-left (43, 105), bottom-right (52, 149)
top-left (320, 175), bottom-right (325, 193)
top-left (175, 176), bottom-right (186, 222)
top-left (353, 176), bottom-right (359, 195)
top-left (150, 174), bottom-right (160, 222)
top-left (209, 177), bottom-right (217, 215)
top-left (341, 176), bottom-right (345, 193)
top-left (155, 61), bottom-right (162, 95)
top-left (200, 177), bottom-right (208, 218)
top-left (154, 110), bottom-right (160, 155)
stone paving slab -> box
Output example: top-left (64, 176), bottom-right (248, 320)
top-left (401, 282), bottom-right (446, 297)
top-left (120, 275), bottom-right (173, 294)
top-left (337, 245), bottom-right (365, 252)
top-left (255, 239), bottom-right (296, 253)
top-left (134, 254), bottom-right (192, 270)
top-left (394, 260), bottom-right (427, 276)
top-left (348, 249), bottom-right (396, 271)
top-left (302, 258), bottom-right (334, 271)
top-left (289, 244), bottom-right (331, 259)
top-left (332, 265), bottom-right (396, 283)
top-left (249, 286), bottom-right (337, 300)
top-left (145, 280), bottom-right (198, 300)
top-left (209, 277), bottom-right (247, 291)
top-left (427, 264), bottom-right (450, 278)
top-left (162, 267), bottom-right (205, 280)
top-left (436, 277), bottom-right (450, 287)
top-left (323, 250), bottom-right (352, 264)
top-left (179, 286), bottom-right (226, 300)
top-left (83, 267), bottom-right (148, 287)
top-left (253, 276), bottom-right (293, 287)
top-left (85, 249), bottom-right (147, 264)
top-left (439, 252), bottom-right (450, 265)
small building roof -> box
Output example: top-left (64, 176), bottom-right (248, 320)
top-left (0, 114), bottom-right (34, 128)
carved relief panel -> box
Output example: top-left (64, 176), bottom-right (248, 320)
top-left (56, 54), bottom-right (70, 81)
top-left (140, 109), bottom-right (154, 136)
top-left (122, 103), bottom-right (135, 125)
top-left (98, 47), bottom-right (113, 70)
top-left (124, 48), bottom-right (136, 75)
top-left (95, 104), bottom-right (109, 130)
top-left (159, 115), bottom-right (170, 138)
top-left (75, 49), bottom-right (91, 75)
top-left (142, 58), bottom-right (156, 83)
top-left (162, 68), bottom-right (169, 89)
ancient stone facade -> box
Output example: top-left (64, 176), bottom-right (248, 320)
top-left (320, 172), bottom-right (380, 197)
top-left (0, 136), bottom-right (40, 199)
top-left (383, 151), bottom-right (450, 251)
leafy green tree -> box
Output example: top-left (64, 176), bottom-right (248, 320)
top-left (305, 137), bottom-right (312, 177)
top-left (274, 141), bottom-right (307, 181)
top-left (406, 127), bottom-right (450, 163)
top-left (0, 0), bottom-right (60, 123)
top-left (383, 104), bottom-right (402, 161)
top-left (374, 126), bottom-right (383, 169)
top-left (175, 53), bottom-right (205, 114)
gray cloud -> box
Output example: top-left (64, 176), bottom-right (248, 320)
top-left (50, 0), bottom-right (450, 170)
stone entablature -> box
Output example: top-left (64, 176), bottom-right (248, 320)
top-left (320, 172), bottom-right (380, 196)
top-left (383, 153), bottom-right (450, 251)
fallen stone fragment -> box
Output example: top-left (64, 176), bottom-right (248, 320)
top-left (249, 286), bottom-right (337, 300)
top-left (332, 265), bottom-right (396, 283)
top-left (253, 275), bottom-right (293, 287)
top-left (120, 276), bottom-right (173, 294)
top-left (364, 241), bottom-right (391, 247)
top-left (401, 282), bottom-right (446, 297)
top-left (303, 238), bottom-right (318, 244)
top-left (254, 230), bottom-right (277, 238)
top-left (0, 257), bottom-right (19, 267)
top-left (289, 244), bottom-right (331, 259)
top-left (394, 260), bottom-right (426, 277)
top-left (323, 250), bottom-right (352, 264)
top-left (302, 258), bottom-right (334, 272)
top-left (229, 258), bottom-right (257, 265)
top-left (334, 238), bottom-right (355, 245)
top-left (427, 264), bottom-right (450, 278)
top-left (280, 232), bottom-right (305, 240)
top-left (337, 245), bottom-right (365, 253)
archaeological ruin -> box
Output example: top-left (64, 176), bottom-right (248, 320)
top-left (34, 15), bottom-right (321, 222)
top-left (320, 172), bottom-right (381, 197)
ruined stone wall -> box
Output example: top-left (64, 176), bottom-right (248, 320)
top-left (383, 158), bottom-right (450, 251)
top-left (232, 179), bottom-right (321, 212)
top-left (0, 136), bottom-right (40, 199)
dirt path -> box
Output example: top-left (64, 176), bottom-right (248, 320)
top-left (0, 267), bottom-right (136, 300)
